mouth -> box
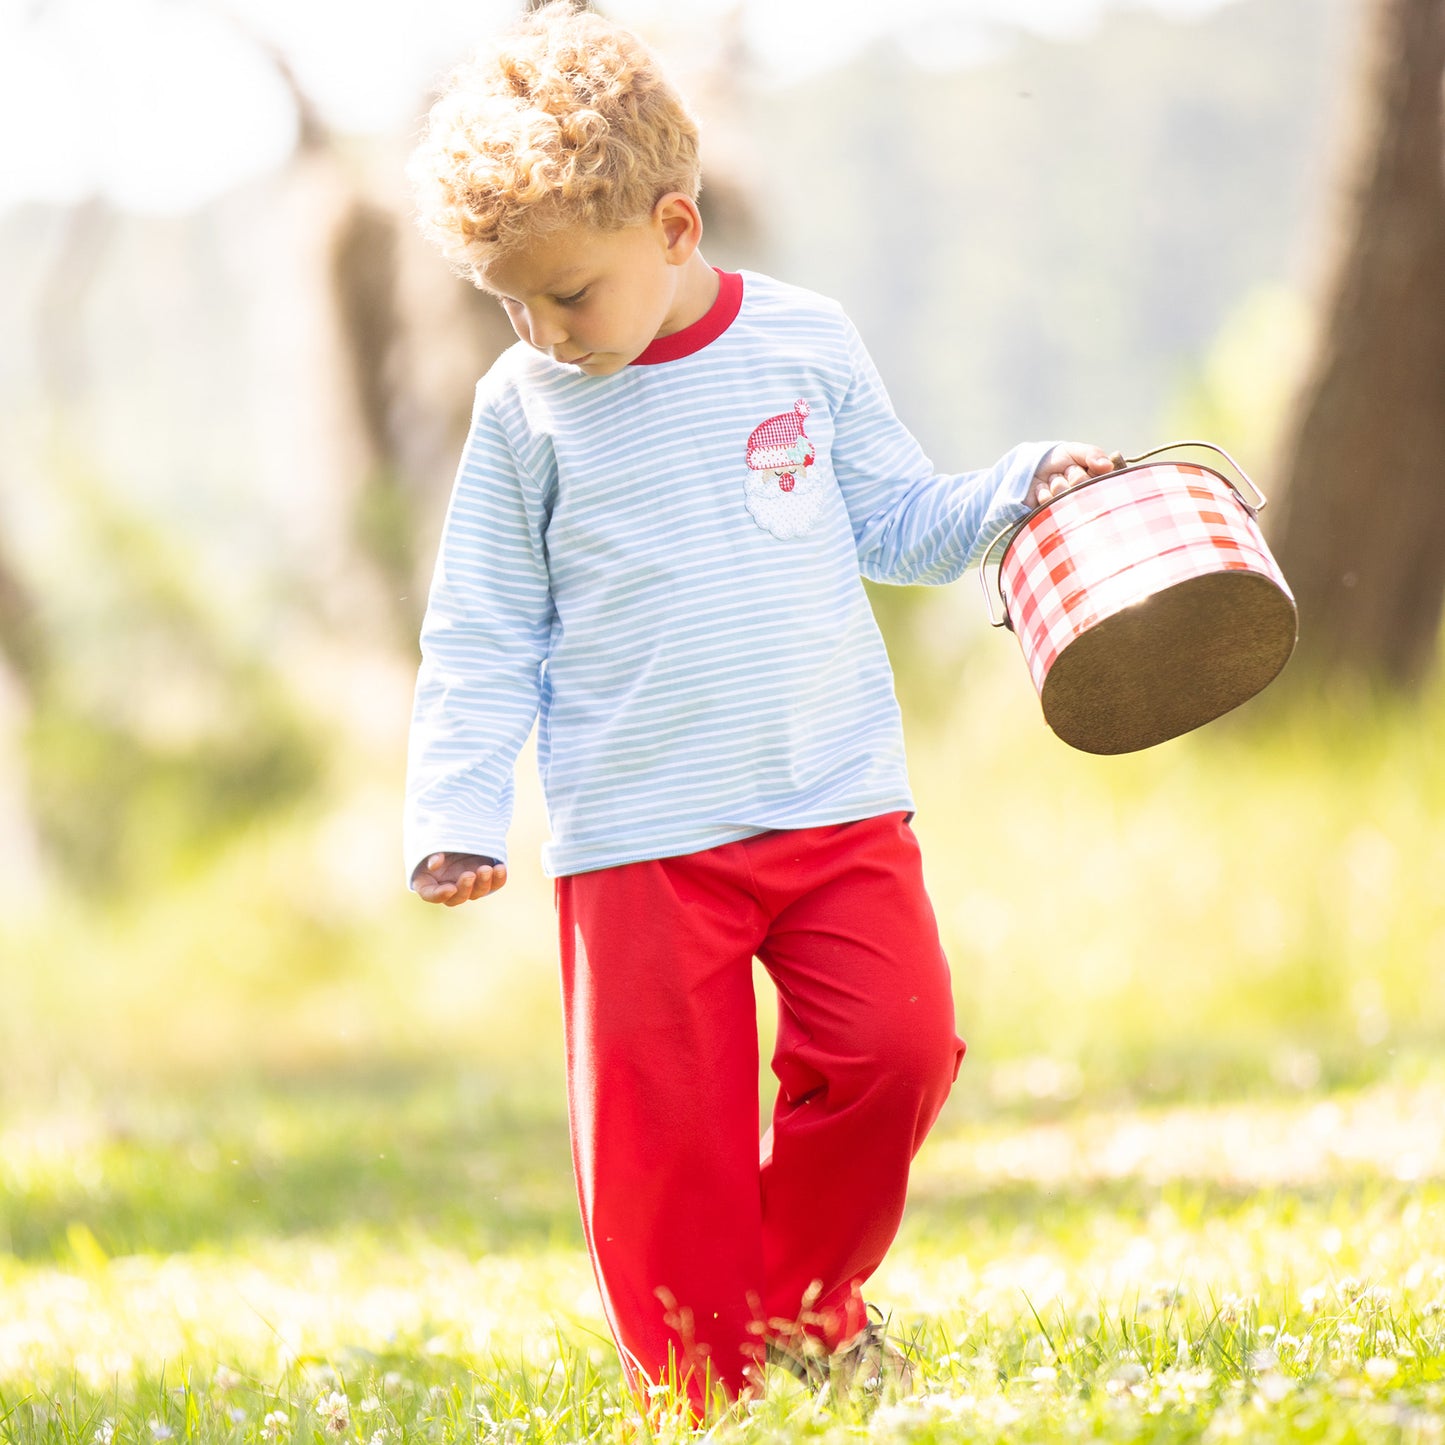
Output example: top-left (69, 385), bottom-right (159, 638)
top-left (557, 353), bottom-right (594, 368)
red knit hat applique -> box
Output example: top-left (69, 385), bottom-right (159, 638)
top-left (743, 400), bottom-right (825, 539)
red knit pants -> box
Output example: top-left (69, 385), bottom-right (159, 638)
top-left (555, 812), bottom-right (964, 1406)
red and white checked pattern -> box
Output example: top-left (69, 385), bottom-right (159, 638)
top-left (1000, 464), bottom-right (1293, 694)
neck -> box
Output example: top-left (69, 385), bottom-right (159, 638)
top-left (657, 252), bottom-right (720, 338)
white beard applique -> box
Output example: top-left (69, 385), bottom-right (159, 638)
top-left (743, 399), bottom-right (825, 541)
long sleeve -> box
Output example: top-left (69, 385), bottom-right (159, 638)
top-left (830, 317), bottom-right (1055, 585)
top-left (402, 388), bottom-right (555, 880)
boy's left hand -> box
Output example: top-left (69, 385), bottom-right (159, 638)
top-left (1029, 443), bottom-right (1119, 506)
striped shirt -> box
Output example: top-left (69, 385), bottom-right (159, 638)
top-left (404, 269), bottom-right (1053, 878)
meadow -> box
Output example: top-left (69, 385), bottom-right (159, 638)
top-left (2, 638), bottom-right (1443, 1444)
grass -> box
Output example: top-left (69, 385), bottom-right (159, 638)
top-left (3, 1069), bottom-right (1445, 1441)
top-left (1, 644), bottom-right (1443, 1441)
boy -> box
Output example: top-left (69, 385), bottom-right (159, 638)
top-left (404, 0), bottom-right (1113, 1412)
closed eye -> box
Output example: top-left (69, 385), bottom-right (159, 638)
top-left (555, 288), bottom-right (589, 307)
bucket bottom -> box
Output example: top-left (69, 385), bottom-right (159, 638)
top-left (1038, 570), bottom-right (1297, 754)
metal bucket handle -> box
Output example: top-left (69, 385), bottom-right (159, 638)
top-left (979, 439), bottom-right (1268, 630)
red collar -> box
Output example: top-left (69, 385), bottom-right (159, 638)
top-left (632, 269), bottom-right (744, 365)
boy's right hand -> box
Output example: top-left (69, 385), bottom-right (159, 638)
top-left (412, 852), bottom-right (508, 906)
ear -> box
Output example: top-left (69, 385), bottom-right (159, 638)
top-left (652, 192), bottom-right (704, 267)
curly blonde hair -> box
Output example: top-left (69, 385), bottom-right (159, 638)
top-left (409, 1), bottom-right (702, 281)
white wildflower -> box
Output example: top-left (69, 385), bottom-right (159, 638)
top-left (316, 1391), bottom-right (351, 1435)
top-left (227, 1407), bottom-right (247, 1424)
top-left (1205, 1407), bottom-right (1246, 1439)
top-left (1365, 1357), bottom-right (1398, 1384)
top-left (149, 1421), bottom-right (174, 1441)
top-left (262, 1409), bottom-right (290, 1440)
top-left (1029, 1365), bottom-right (1058, 1387)
top-left (979, 1397), bottom-right (1023, 1427)
top-left (359, 1397), bottom-right (381, 1415)
top-left (213, 1364), bottom-right (244, 1393)
top-left (1249, 1347), bottom-right (1279, 1372)
top-left (1255, 1373), bottom-right (1291, 1405)
top-left (94, 1421), bottom-right (116, 1445)
top-left (1108, 1360), bottom-right (1148, 1395)
top-left (873, 1395), bottom-right (971, 1429)
top-left (1158, 1366), bottom-right (1214, 1406)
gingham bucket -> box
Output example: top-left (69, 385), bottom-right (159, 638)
top-left (980, 440), bottom-right (1297, 754)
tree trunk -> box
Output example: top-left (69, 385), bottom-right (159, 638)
top-left (1268, 0), bottom-right (1445, 690)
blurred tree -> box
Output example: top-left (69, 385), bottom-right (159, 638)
top-left (1269, 0), bottom-right (1445, 689)
top-left (0, 533), bottom-right (43, 693)
top-left (243, 27), bottom-right (417, 643)
top-left (230, 14), bottom-right (518, 643)
top-left (0, 532), bottom-right (44, 904)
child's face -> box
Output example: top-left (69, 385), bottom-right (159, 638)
top-left (478, 203), bottom-right (698, 377)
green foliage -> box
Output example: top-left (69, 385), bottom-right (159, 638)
top-left (1159, 285), bottom-right (1316, 479)
top-left (352, 464), bottom-right (424, 642)
top-left (12, 439), bottom-right (323, 892)
top-left (25, 707), bottom-right (317, 889)
top-left (0, 1075), bottom-right (576, 1263)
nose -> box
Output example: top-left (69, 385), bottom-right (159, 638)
top-left (512, 304), bottom-right (567, 352)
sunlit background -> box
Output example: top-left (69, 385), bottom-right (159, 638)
top-left (2, 0), bottom-right (1379, 1078)
top-left (2, 0), bottom-right (1445, 1424)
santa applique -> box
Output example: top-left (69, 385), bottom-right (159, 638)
top-left (743, 399), bottom-right (825, 540)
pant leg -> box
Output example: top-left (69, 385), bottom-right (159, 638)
top-left (556, 847), bottom-right (769, 1404)
top-left (748, 813), bottom-right (965, 1346)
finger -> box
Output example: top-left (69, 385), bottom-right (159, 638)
top-left (412, 854), bottom-right (444, 891)
top-left (419, 879), bottom-right (457, 903)
top-left (427, 853), bottom-right (447, 873)
top-left (1058, 443), bottom-right (1113, 474)
top-left (446, 870), bottom-right (477, 907)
